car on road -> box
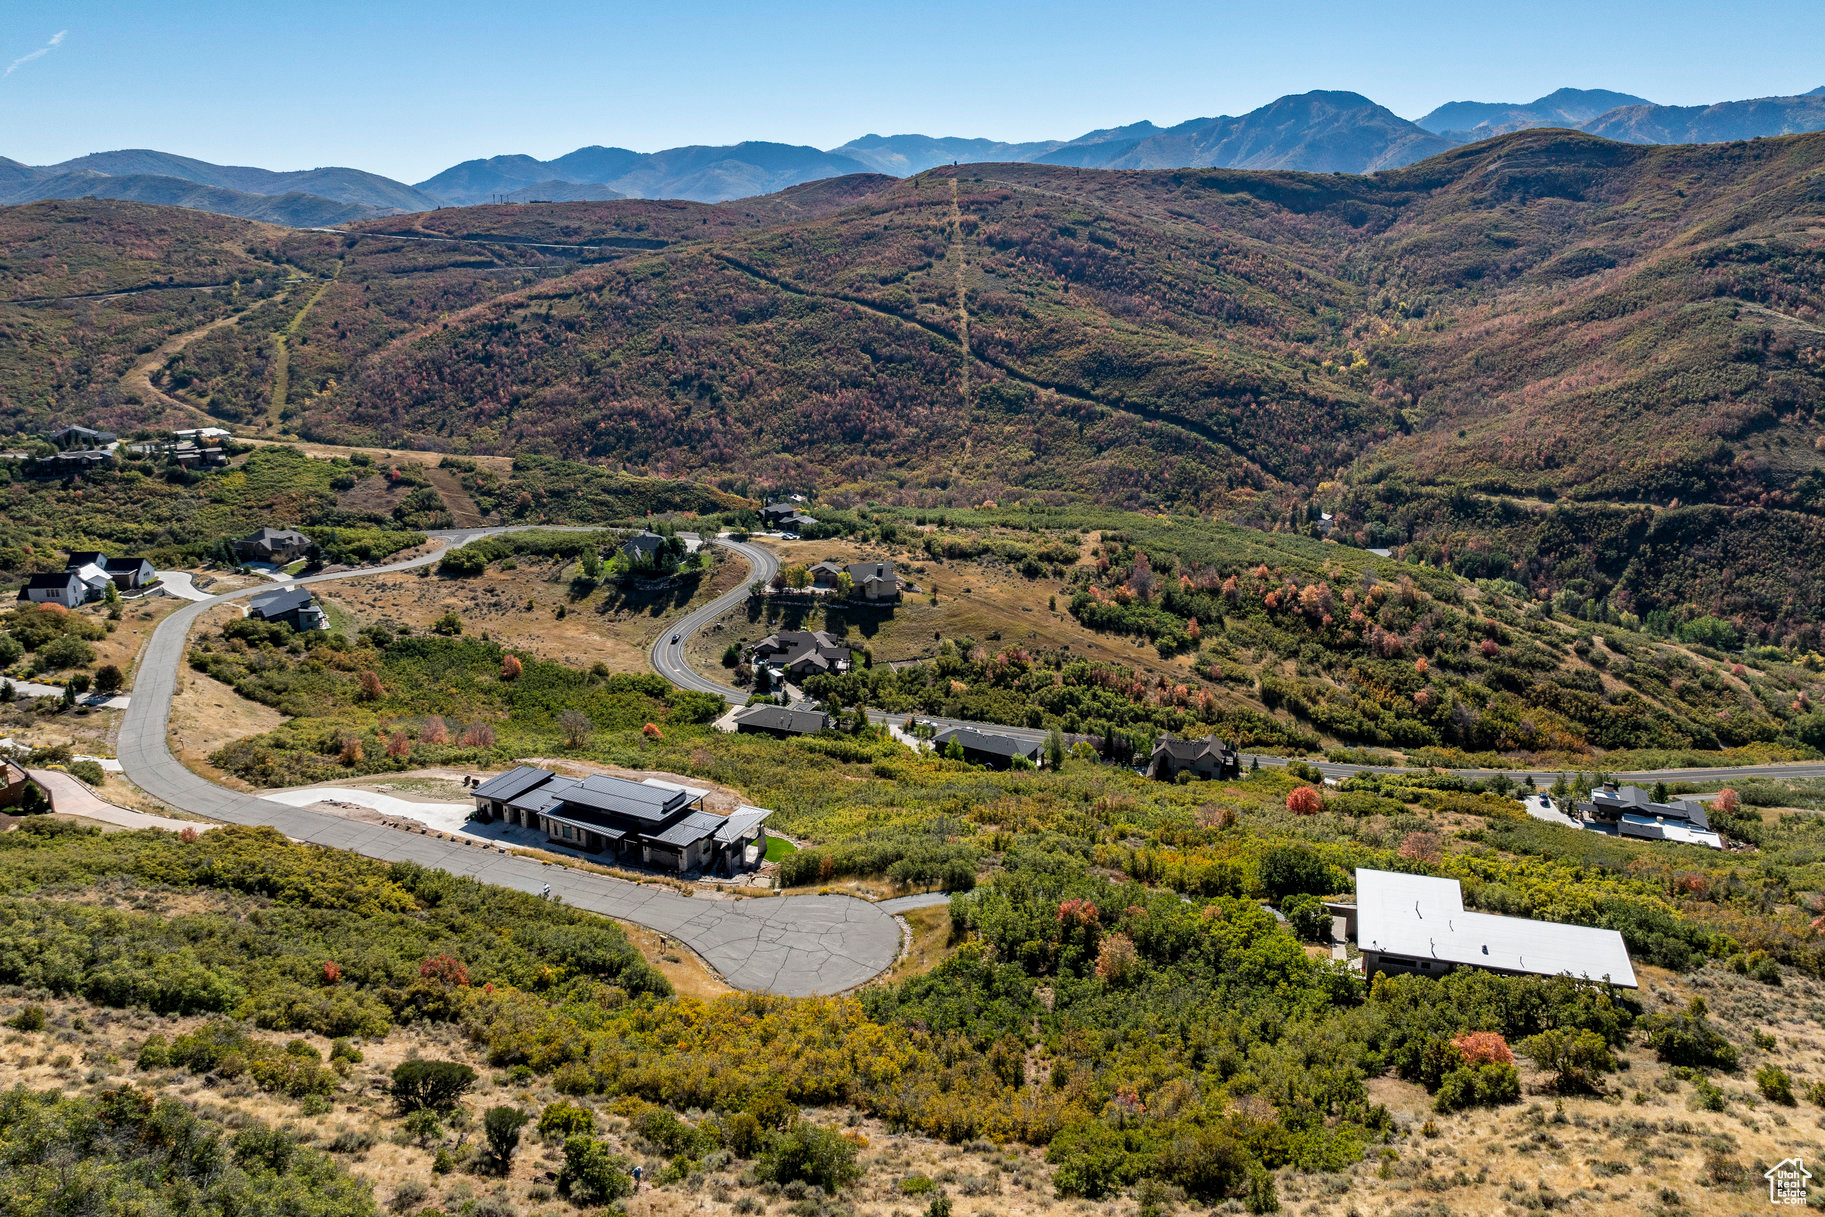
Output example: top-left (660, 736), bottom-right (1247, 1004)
top-left (671, 634), bottom-right (681, 644)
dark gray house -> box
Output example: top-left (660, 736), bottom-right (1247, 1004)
top-left (45, 425), bottom-right (116, 450)
top-left (1577, 783), bottom-right (1723, 848)
top-left (248, 585), bottom-right (328, 631)
top-left (761, 502), bottom-right (818, 531)
top-left (933, 726), bottom-right (1045, 769)
top-left (234, 527), bottom-right (314, 565)
top-left (731, 704), bottom-right (832, 738)
top-left (28, 449), bottom-right (112, 476)
top-left (471, 765), bottom-right (772, 874)
top-left (808, 560), bottom-right (898, 600)
top-left (747, 630), bottom-right (853, 686)
top-left (1149, 735), bottom-right (1241, 782)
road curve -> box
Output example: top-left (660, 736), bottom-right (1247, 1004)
top-left (650, 537), bottom-right (779, 701)
top-left (116, 530), bottom-right (902, 996)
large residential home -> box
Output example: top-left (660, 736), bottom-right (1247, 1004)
top-left (66, 552), bottom-right (155, 591)
top-left (760, 502), bottom-right (818, 531)
top-left (234, 527), bottom-right (313, 565)
top-left (67, 561), bottom-right (115, 602)
top-left (747, 630), bottom-right (853, 686)
top-left (124, 439), bottom-right (227, 468)
top-left (806, 560), bottom-right (899, 601)
top-left (45, 425), bottom-right (116, 450)
top-left (28, 449), bottom-right (112, 476)
top-left (470, 765), bottom-right (772, 874)
top-left (933, 726), bottom-right (1045, 769)
top-left (1148, 734), bottom-right (1241, 782)
top-left (16, 571), bottom-right (85, 609)
top-left (620, 530), bottom-right (682, 568)
top-left (848, 561), bottom-right (900, 602)
top-left (1577, 783), bottom-right (1723, 848)
top-left (1345, 868), bottom-right (1637, 987)
top-left (731, 703), bottom-right (832, 738)
top-left (248, 585), bottom-right (328, 632)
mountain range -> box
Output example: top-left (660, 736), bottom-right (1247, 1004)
top-left (7, 124), bottom-right (1825, 630)
top-left (5, 84), bottom-right (1825, 225)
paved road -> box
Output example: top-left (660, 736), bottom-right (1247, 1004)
top-left (115, 530), bottom-right (901, 996)
top-left (658, 542), bottom-right (1825, 790)
top-left (650, 537), bottom-right (780, 700)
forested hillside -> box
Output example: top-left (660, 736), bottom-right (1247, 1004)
top-left (3, 129), bottom-right (1824, 632)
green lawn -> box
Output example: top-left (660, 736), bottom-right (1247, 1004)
top-left (764, 835), bottom-right (798, 863)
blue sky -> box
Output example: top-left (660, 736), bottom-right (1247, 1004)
top-left (4, 0), bottom-right (1823, 182)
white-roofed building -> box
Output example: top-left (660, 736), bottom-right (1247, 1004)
top-left (1353, 867), bottom-right (1636, 988)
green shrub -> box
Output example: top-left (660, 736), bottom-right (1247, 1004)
top-left (1639, 999), bottom-right (1740, 1071)
top-left (67, 760), bottom-right (106, 786)
top-left (136, 1034), bottom-right (171, 1069)
top-left (758, 1121), bottom-right (861, 1192)
top-left (538, 1099), bottom-right (596, 1140)
top-left (1433, 1063), bottom-right (1522, 1112)
top-left (391, 1060), bottom-right (477, 1113)
top-left (556, 1134), bottom-right (634, 1204)
top-left (633, 1106), bottom-right (715, 1158)
top-left (5, 1005), bottom-right (46, 1032)
top-left (1757, 1064), bottom-right (1796, 1105)
top-left (1521, 1028), bottom-right (1616, 1093)
top-left (481, 1106), bottom-right (530, 1173)
top-left (37, 636), bottom-right (95, 670)
top-left (1280, 892), bottom-right (1333, 941)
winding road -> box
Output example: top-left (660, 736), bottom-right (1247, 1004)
top-left (650, 537), bottom-right (779, 696)
top-left (113, 529), bottom-right (1825, 996)
top-left (116, 530), bottom-right (901, 996)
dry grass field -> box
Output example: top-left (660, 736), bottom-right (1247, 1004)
top-left (315, 550), bottom-right (743, 673)
top-left (685, 536), bottom-right (1214, 698)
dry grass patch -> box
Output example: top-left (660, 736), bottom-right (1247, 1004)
top-left (316, 550), bottom-right (743, 674)
top-left (613, 920), bottom-right (734, 1001)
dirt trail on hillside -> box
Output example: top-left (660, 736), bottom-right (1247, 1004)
top-left (949, 178), bottom-right (971, 401)
top-left (121, 306), bottom-right (255, 421)
top-left (425, 464), bottom-right (487, 526)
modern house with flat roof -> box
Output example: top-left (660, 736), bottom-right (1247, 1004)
top-left (248, 585), bottom-right (328, 631)
top-left (470, 765), bottom-right (772, 874)
top-left (1351, 867), bottom-right (1636, 988)
top-left (933, 726), bottom-right (1045, 769)
top-left (1149, 734), bottom-right (1240, 781)
top-left (1578, 783), bottom-right (1723, 849)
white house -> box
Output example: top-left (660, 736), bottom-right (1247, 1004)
top-left (1351, 868), bottom-right (1637, 988)
top-left (17, 571), bottom-right (85, 609)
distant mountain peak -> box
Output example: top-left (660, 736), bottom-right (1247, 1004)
top-left (1416, 88), bottom-right (1654, 136)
